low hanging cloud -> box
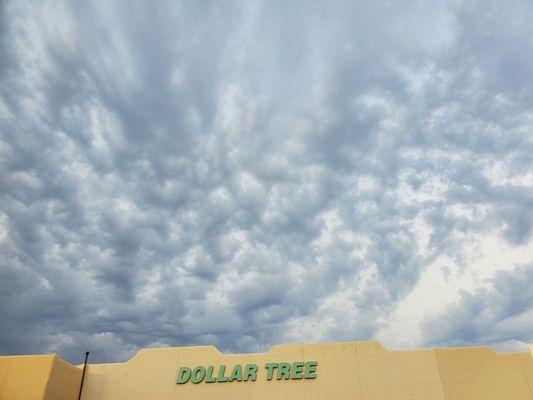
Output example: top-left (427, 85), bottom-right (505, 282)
top-left (0, 0), bottom-right (532, 364)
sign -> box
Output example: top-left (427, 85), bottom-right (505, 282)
top-left (177, 361), bottom-right (318, 384)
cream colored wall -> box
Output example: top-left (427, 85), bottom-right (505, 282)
top-left (355, 341), bottom-right (445, 399)
top-left (436, 347), bottom-right (533, 400)
top-left (0, 355), bottom-right (53, 400)
top-left (44, 355), bottom-right (82, 400)
top-left (1, 342), bottom-right (532, 400)
top-left (79, 341), bottom-right (533, 400)
top-left (0, 354), bottom-right (82, 400)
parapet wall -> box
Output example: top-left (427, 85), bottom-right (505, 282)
top-left (1, 341), bottom-right (532, 400)
top-left (0, 354), bottom-right (81, 400)
top-left (81, 341), bottom-right (533, 400)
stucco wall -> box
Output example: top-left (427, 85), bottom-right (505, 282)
top-left (0, 354), bottom-right (81, 400)
top-left (80, 341), bottom-right (533, 400)
top-left (0, 355), bottom-right (53, 400)
top-left (1, 341), bottom-right (532, 399)
top-left (44, 356), bottom-right (82, 400)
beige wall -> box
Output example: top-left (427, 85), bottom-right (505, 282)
top-left (44, 356), bottom-right (83, 400)
top-left (0, 355), bottom-right (53, 400)
top-left (435, 347), bottom-right (533, 399)
top-left (1, 341), bottom-right (532, 400)
top-left (0, 354), bottom-right (81, 400)
top-left (80, 341), bottom-right (533, 400)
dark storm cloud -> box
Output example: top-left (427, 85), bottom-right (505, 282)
top-left (0, 0), bottom-right (532, 363)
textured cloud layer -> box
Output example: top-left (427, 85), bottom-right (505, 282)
top-left (1, 0), bottom-right (532, 364)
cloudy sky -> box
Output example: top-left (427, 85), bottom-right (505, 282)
top-left (1, 0), bottom-right (532, 364)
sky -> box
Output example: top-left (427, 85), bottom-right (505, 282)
top-left (0, 0), bottom-right (532, 365)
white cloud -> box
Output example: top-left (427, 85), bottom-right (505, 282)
top-left (0, 0), bottom-right (532, 363)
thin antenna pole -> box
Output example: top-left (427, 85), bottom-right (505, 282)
top-left (77, 352), bottom-right (89, 400)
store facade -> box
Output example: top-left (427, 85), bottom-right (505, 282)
top-left (1, 341), bottom-right (533, 399)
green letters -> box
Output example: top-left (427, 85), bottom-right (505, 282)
top-left (177, 361), bottom-right (317, 384)
top-left (304, 361), bottom-right (318, 379)
top-left (205, 366), bottom-right (216, 383)
top-left (191, 366), bottom-right (206, 384)
top-left (265, 363), bottom-right (277, 380)
top-left (176, 367), bottom-right (191, 384)
top-left (228, 364), bottom-right (243, 382)
top-left (217, 365), bottom-right (229, 382)
top-left (291, 362), bottom-right (304, 379)
top-left (277, 363), bottom-right (291, 380)
top-left (244, 364), bottom-right (258, 381)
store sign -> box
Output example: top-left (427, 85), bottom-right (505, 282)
top-left (176, 361), bottom-right (318, 384)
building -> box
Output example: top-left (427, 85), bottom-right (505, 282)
top-left (1, 341), bottom-right (533, 399)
